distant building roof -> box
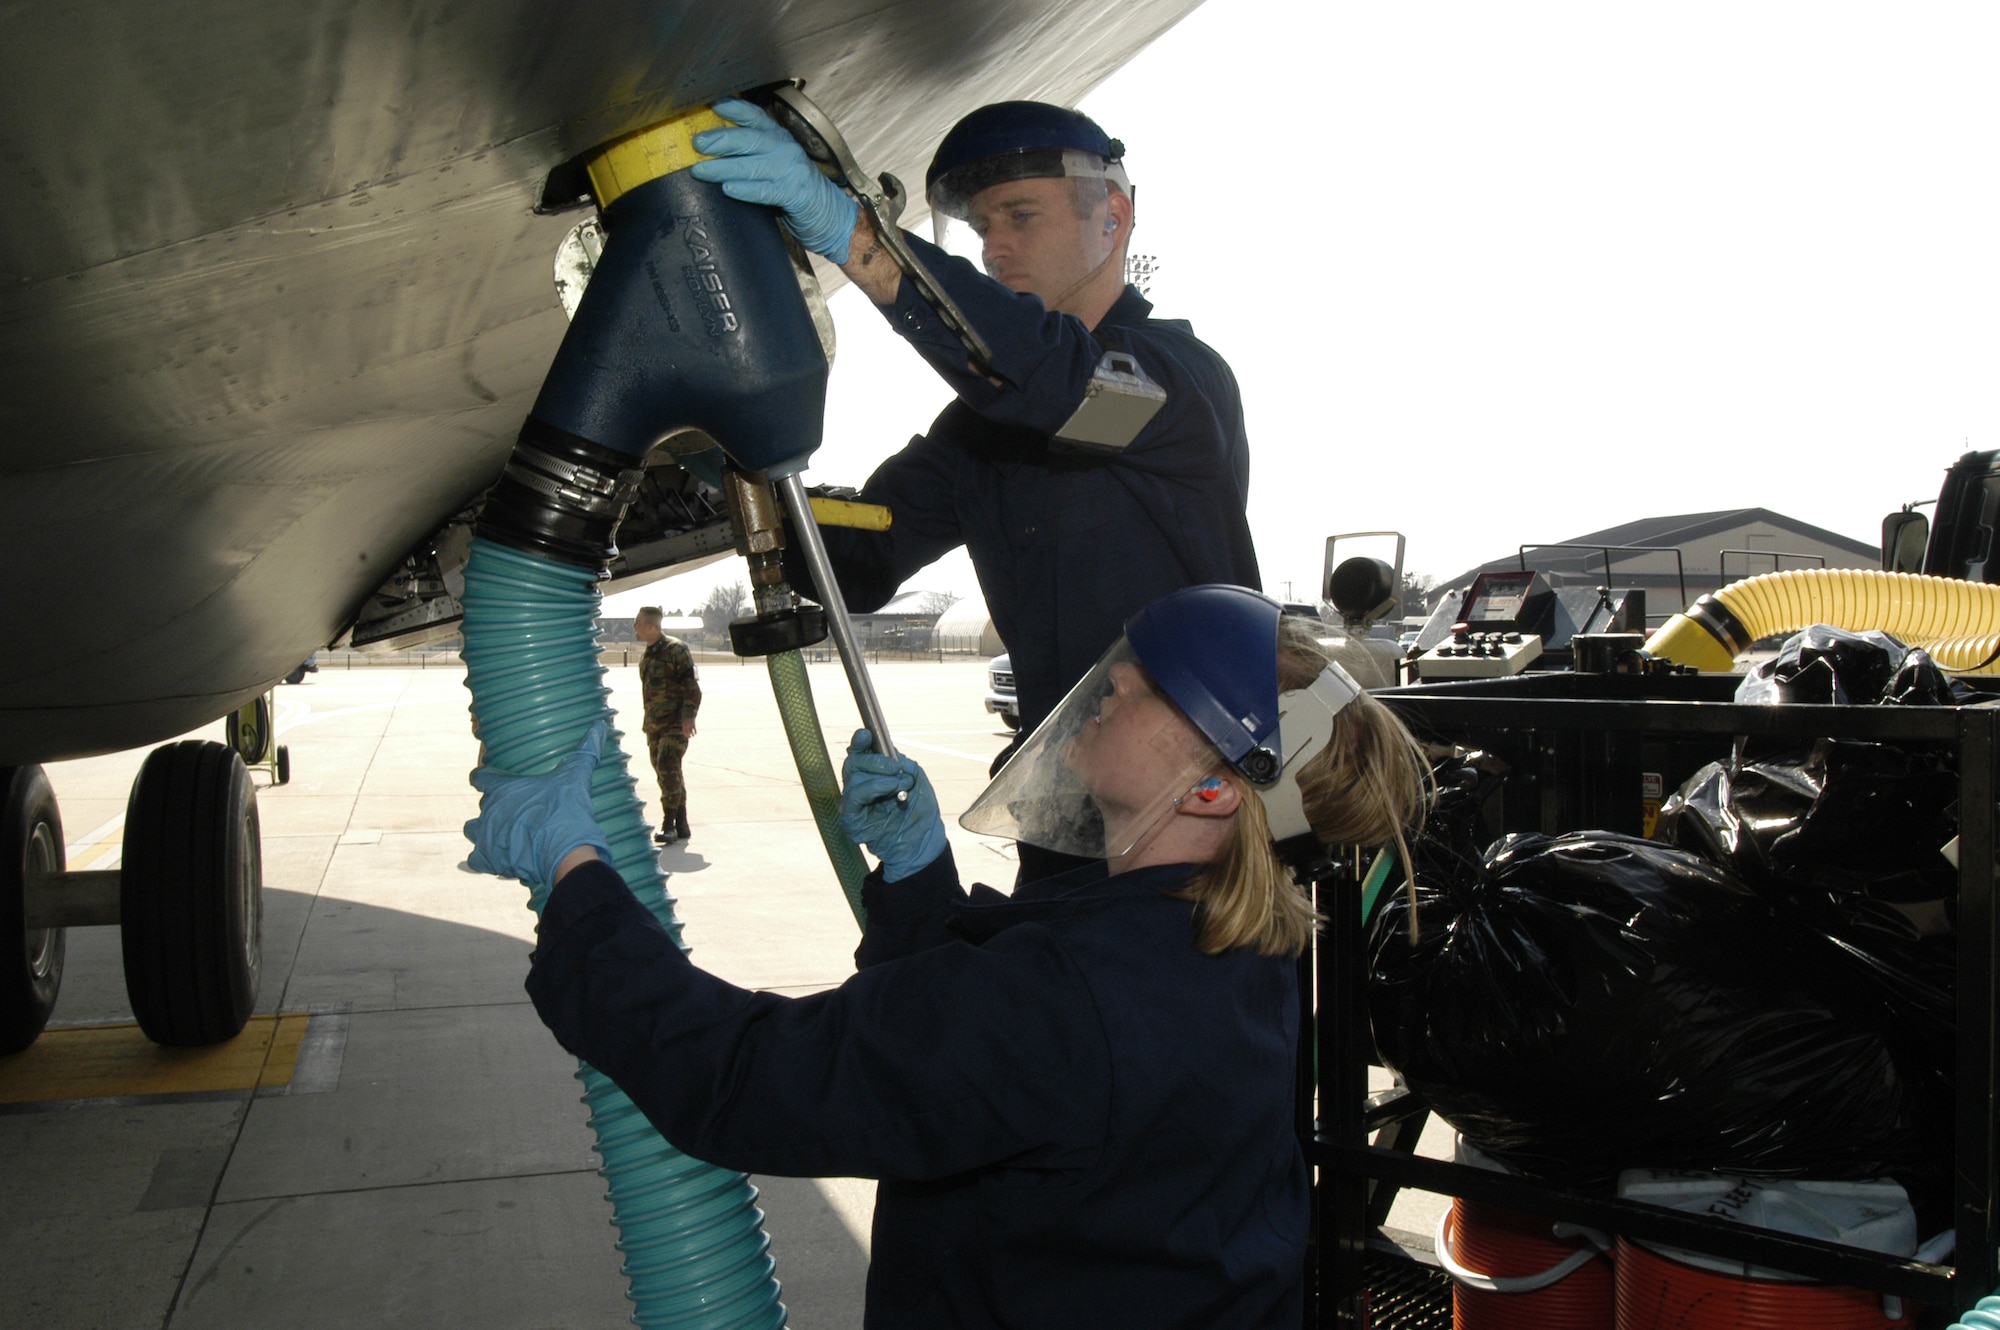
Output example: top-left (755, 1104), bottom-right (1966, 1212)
top-left (1438, 508), bottom-right (1878, 596)
top-left (935, 594), bottom-right (1002, 655)
top-left (1539, 508), bottom-right (1873, 558)
top-left (868, 589), bottom-right (955, 617)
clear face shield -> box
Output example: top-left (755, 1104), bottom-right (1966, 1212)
top-left (959, 638), bottom-right (1223, 860)
top-left (928, 149), bottom-right (1131, 283)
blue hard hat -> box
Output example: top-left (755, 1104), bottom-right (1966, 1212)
top-left (926, 101), bottom-right (1128, 218)
top-left (1124, 585), bottom-right (1286, 785)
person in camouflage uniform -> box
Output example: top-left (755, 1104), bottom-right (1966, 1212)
top-left (634, 606), bottom-right (700, 844)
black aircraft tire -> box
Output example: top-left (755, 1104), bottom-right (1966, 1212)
top-left (275, 745), bottom-right (291, 787)
top-left (121, 742), bottom-right (263, 1047)
top-left (0, 765), bottom-right (66, 1055)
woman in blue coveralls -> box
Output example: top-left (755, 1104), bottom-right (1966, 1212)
top-left (464, 586), bottom-right (1432, 1328)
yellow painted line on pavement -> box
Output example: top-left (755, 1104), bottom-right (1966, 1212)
top-left (64, 812), bottom-right (126, 870)
top-left (258, 1013), bottom-right (308, 1090)
top-left (0, 1013), bottom-right (310, 1104)
top-left (66, 839), bottom-right (118, 870)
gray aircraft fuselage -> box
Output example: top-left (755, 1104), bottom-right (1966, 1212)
top-left (0, 0), bottom-right (1202, 763)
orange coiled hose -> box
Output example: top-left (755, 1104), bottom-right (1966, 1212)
top-left (1648, 569), bottom-right (2000, 673)
top-left (1614, 1238), bottom-right (1913, 1329)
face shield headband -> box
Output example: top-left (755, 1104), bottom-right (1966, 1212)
top-left (1254, 662), bottom-right (1363, 846)
top-left (928, 147), bottom-right (1131, 227)
top-left (959, 638), bottom-right (1222, 861)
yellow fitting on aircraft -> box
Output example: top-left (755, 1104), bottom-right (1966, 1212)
top-left (586, 106), bottom-right (729, 209)
top-left (808, 496), bottom-right (892, 531)
top-left (1648, 567), bottom-right (2000, 674)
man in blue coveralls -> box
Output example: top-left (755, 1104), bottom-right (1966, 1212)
top-left (691, 99), bottom-right (1262, 878)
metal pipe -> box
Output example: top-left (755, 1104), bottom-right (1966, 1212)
top-left (25, 869), bottom-right (121, 928)
top-left (775, 472), bottom-right (897, 760)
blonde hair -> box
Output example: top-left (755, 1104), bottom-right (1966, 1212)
top-left (1174, 619), bottom-right (1433, 957)
top-left (635, 606), bottom-right (664, 628)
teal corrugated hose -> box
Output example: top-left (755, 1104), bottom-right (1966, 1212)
top-left (461, 537), bottom-right (786, 1329)
top-left (1951, 1296), bottom-right (2000, 1328)
top-left (765, 649), bottom-right (869, 926)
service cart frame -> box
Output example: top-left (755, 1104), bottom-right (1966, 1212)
top-left (1306, 671), bottom-right (2000, 1328)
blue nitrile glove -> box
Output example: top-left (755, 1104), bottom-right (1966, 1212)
top-left (690, 98), bottom-right (859, 263)
top-left (464, 721), bottom-right (615, 888)
top-left (839, 728), bottom-right (946, 881)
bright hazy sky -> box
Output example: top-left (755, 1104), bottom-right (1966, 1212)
top-left (605, 0), bottom-right (1999, 619)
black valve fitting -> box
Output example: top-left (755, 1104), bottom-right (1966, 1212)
top-left (729, 606), bottom-right (829, 658)
top-left (476, 418), bottom-right (646, 572)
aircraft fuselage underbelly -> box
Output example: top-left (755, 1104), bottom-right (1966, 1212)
top-left (0, 0), bottom-right (1204, 763)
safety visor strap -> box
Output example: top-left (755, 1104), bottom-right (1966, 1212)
top-left (1257, 662), bottom-right (1362, 844)
top-left (930, 148), bottom-right (1130, 218)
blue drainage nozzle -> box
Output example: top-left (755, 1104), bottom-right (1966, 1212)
top-left (529, 165), bottom-right (829, 477)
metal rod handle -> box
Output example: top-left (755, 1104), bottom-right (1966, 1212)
top-left (775, 473), bottom-right (898, 762)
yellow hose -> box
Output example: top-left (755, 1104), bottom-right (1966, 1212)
top-left (1648, 567), bottom-right (2000, 673)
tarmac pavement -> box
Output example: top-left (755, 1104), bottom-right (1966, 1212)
top-left (1, 656), bottom-right (1013, 1329)
top-left (1, 653), bottom-right (1448, 1328)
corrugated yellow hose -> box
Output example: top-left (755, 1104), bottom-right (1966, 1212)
top-left (1648, 568), bottom-right (2000, 673)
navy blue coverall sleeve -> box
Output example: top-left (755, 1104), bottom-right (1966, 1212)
top-left (784, 234), bottom-right (1254, 615)
top-left (525, 857), bottom-right (1110, 1181)
top-left (880, 232), bottom-right (1247, 470)
top-left (851, 847), bottom-right (996, 967)
top-left (879, 233), bottom-right (1109, 435)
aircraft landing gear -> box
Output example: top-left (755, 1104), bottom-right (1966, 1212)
top-left (225, 691), bottom-right (290, 786)
top-left (121, 742), bottom-right (263, 1046)
top-left (0, 744), bottom-right (264, 1053)
top-left (0, 765), bottom-right (66, 1055)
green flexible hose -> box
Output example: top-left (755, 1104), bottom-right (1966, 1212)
top-left (1358, 847), bottom-right (1395, 923)
top-left (766, 650), bottom-right (869, 927)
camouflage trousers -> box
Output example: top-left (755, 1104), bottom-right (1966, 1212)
top-left (648, 733), bottom-right (689, 814)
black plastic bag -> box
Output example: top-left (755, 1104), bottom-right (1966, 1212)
top-left (1406, 750), bottom-right (1510, 894)
top-left (1659, 742), bottom-right (1958, 906)
top-left (1663, 620), bottom-right (1959, 1176)
top-left (1656, 746), bottom-right (1958, 1168)
top-left (1734, 624), bottom-right (1965, 707)
top-left (1369, 831), bottom-right (1928, 1188)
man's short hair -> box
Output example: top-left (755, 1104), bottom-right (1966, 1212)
top-left (635, 606), bottom-right (664, 627)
